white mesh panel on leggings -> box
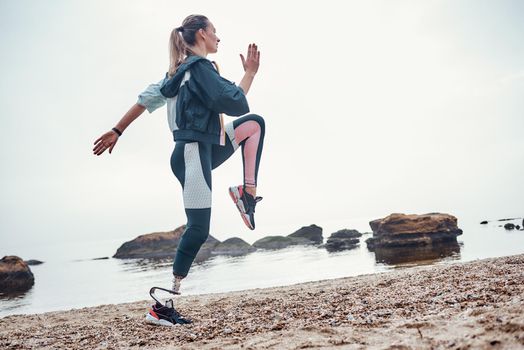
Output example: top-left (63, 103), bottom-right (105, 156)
top-left (183, 143), bottom-right (212, 209)
top-left (225, 122), bottom-right (239, 151)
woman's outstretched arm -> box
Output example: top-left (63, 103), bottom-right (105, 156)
top-left (238, 43), bottom-right (260, 95)
top-left (93, 103), bottom-right (146, 155)
top-left (93, 77), bottom-right (167, 156)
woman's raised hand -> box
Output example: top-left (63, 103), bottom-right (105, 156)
top-left (93, 130), bottom-right (119, 155)
top-left (240, 43), bottom-right (260, 75)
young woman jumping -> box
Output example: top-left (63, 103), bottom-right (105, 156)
top-left (93, 14), bottom-right (265, 326)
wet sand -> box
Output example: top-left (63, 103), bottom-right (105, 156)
top-left (1, 254), bottom-right (523, 349)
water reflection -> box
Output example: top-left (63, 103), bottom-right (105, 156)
top-left (373, 241), bottom-right (462, 267)
top-left (118, 258), bottom-right (172, 272)
top-left (0, 290), bottom-right (31, 300)
top-left (0, 289), bottom-right (33, 314)
top-left (116, 254), bottom-right (226, 273)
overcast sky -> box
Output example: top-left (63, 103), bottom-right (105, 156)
top-left (1, 0), bottom-right (523, 254)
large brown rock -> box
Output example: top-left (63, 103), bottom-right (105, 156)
top-left (113, 225), bottom-right (220, 262)
top-left (366, 213), bottom-right (463, 250)
top-left (0, 256), bottom-right (35, 293)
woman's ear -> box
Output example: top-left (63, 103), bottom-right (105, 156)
top-left (197, 28), bottom-right (206, 41)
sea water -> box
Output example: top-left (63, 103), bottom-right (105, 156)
top-left (1, 216), bottom-right (523, 317)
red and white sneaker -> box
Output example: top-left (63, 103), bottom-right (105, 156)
top-left (229, 185), bottom-right (262, 230)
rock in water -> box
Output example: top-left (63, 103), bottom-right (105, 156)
top-left (325, 229), bottom-right (362, 252)
top-left (366, 213), bottom-right (463, 250)
top-left (24, 259), bottom-right (44, 266)
top-left (253, 236), bottom-right (313, 250)
top-left (211, 237), bottom-right (256, 257)
top-left (0, 256), bottom-right (35, 293)
top-left (113, 225), bottom-right (220, 262)
top-left (503, 223), bottom-right (515, 230)
top-left (287, 224), bottom-right (323, 244)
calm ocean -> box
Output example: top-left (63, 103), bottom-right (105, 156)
top-left (1, 215), bottom-right (523, 317)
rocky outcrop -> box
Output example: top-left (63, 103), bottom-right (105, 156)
top-left (287, 225), bottom-right (323, 244)
top-left (325, 229), bottom-right (362, 252)
top-left (113, 225), bottom-right (220, 262)
top-left (0, 256), bottom-right (35, 293)
top-left (211, 237), bottom-right (256, 257)
top-left (253, 236), bottom-right (314, 250)
top-left (366, 213), bottom-right (463, 250)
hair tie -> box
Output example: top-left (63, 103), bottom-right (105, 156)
top-left (176, 26), bottom-right (184, 33)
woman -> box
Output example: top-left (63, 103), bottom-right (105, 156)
top-left (93, 15), bottom-right (265, 326)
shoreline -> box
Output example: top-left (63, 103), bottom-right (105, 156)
top-left (1, 254), bottom-right (523, 349)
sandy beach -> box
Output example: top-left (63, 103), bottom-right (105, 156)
top-left (1, 253), bottom-right (523, 349)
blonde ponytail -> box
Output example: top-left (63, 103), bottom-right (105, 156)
top-left (168, 28), bottom-right (187, 77)
top-left (167, 15), bottom-right (209, 77)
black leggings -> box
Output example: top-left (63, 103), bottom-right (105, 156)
top-left (170, 114), bottom-right (265, 277)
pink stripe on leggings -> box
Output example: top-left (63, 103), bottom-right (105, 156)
top-left (234, 120), bottom-right (261, 187)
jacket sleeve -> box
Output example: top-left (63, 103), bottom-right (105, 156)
top-left (189, 60), bottom-right (250, 116)
top-left (137, 77), bottom-right (167, 113)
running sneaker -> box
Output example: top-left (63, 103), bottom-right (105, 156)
top-left (229, 185), bottom-right (263, 230)
top-left (145, 299), bottom-right (191, 326)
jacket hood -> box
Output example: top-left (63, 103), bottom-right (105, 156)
top-left (160, 55), bottom-right (208, 98)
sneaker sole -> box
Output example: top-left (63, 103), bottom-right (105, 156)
top-left (229, 186), bottom-right (254, 230)
top-left (145, 313), bottom-right (175, 327)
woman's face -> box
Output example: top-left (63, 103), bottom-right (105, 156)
top-left (202, 21), bottom-right (220, 53)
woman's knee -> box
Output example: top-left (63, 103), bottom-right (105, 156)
top-left (181, 223), bottom-right (209, 249)
top-left (248, 114), bottom-right (265, 131)
top-left (237, 114), bottom-right (265, 130)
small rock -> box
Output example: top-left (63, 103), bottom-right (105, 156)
top-left (211, 237), bottom-right (256, 257)
top-left (480, 221), bottom-right (488, 225)
top-left (25, 259), bottom-right (44, 266)
top-left (287, 225), bottom-right (323, 244)
top-left (325, 229), bottom-right (362, 252)
top-left (253, 236), bottom-right (313, 250)
top-left (504, 223), bottom-right (515, 230)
